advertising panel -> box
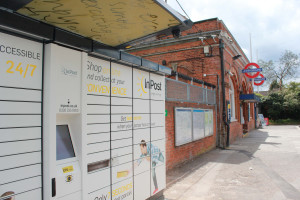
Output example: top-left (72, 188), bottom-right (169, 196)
top-left (0, 32), bottom-right (43, 200)
top-left (175, 108), bottom-right (192, 146)
top-left (193, 109), bottom-right (205, 140)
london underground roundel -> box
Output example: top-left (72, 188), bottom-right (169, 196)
top-left (254, 74), bottom-right (265, 86)
top-left (244, 63), bottom-right (261, 79)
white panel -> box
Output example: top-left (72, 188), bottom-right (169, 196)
top-left (86, 94), bottom-right (110, 105)
top-left (133, 69), bottom-right (150, 99)
top-left (111, 138), bottom-right (132, 149)
top-left (111, 122), bottom-right (132, 132)
top-left (111, 97), bottom-right (132, 106)
top-left (87, 150), bottom-right (110, 164)
top-left (14, 188), bottom-right (41, 200)
top-left (111, 105), bottom-right (132, 114)
top-left (0, 115), bottom-right (41, 128)
top-left (87, 115), bottom-right (110, 124)
top-left (87, 133), bottom-right (110, 144)
top-left (87, 168), bottom-right (110, 193)
top-left (151, 164), bottom-right (166, 195)
top-left (111, 154), bottom-right (132, 167)
top-left (87, 141), bottom-right (110, 154)
top-left (112, 146), bottom-right (132, 158)
top-left (0, 152), bottom-right (41, 171)
top-left (151, 139), bottom-right (165, 154)
top-left (111, 178), bottom-right (133, 200)
top-left (111, 63), bottom-right (132, 98)
top-left (0, 139), bottom-right (41, 157)
top-left (0, 87), bottom-right (41, 101)
top-left (134, 155), bottom-right (151, 175)
top-left (88, 186), bottom-right (110, 200)
top-left (87, 105), bottom-right (110, 114)
top-left (133, 98), bottom-right (150, 113)
top-left (134, 171), bottom-right (151, 200)
top-left (151, 114), bottom-right (165, 127)
top-left (133, 128), bottom-right (150, 145)
top-left (54, 45), bottom-right (81, 113)
top-left (193, 109), bottom-right (205, 140)
top-left (111, 114), bottom-right (132, 123)
top-left (0, 164), bottom-right (41, 185)
top-left (87, 123), bottom-right (110, 134)
top-left (0, 176), bottom-right (41, 198)
top-left (86, 57), bottom-right (110, 96)
top-left (0, 127), bottom-right (41, 142)
top-left (150, 73), bottom-right (165, 101)
top-left (133, 114), bottom-right (150, 129)
top-left (0, 32), bottom-right (43, 89)
top-left (133, 142), bottom-right (150, 160)
top-left (112, 162), bottom-right (133, 184)
top-left (151, 127), bottom-right (165, 141)
top-left (175, 108), bottom-right (192, 146)
top-left (111, 130), bottom-right (132, 141)
top-left (151, 100), bottom-right (165, 113)
top-left (0, 101), bottom-right (41, 114)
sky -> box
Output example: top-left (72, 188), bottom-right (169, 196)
top-left (166, 0), bottom-right (300, 89)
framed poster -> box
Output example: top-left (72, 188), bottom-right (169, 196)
top-left (175, 108), bottom-right (192, 146)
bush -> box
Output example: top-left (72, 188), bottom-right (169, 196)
top-left (259, 82), bottom-right (300, 120)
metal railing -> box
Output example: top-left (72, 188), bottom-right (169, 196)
top-left (166, 78), bottom-right (216, 105)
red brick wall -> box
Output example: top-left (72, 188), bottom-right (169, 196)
top-left (165, 101), bottom-right (216, 170)
top-left (130, 18), bottom-right (257, 170)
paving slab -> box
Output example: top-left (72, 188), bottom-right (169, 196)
top-left (164, 125), bottom-right (300, 200)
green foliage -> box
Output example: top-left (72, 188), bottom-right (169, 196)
top-left (269, 119), bottom-right (300, 125)
top-left (260, 82), bottom-right (300, 120)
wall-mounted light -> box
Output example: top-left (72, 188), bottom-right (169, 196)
top-left (162, 60), bottom-right (167, 66)
top-left (233, 55), bottom-right (241, 60)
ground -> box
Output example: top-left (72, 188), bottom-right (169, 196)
top-left (164, 125), bottom-right (300, 200)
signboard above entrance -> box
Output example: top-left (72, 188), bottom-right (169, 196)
top-left (11, 0), bottom-right (192, 48)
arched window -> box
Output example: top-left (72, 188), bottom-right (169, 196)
top-left (229, 78), bottom-right (236, 121)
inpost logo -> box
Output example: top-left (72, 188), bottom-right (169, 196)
top-left (137, 72), bottom-right (162, 97)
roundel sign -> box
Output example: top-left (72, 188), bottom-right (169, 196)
top-left (243, 63), bottom-right (262, 78)
top-left (254, 74), bottom-right (265, 86)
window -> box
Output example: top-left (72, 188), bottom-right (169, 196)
top-left (229, 78), bottom-right (236, 121)
top-left (175, 107), bottom-right (214, 146)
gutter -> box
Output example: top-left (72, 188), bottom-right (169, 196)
top-left (219, 39), bottom-right (230, 148)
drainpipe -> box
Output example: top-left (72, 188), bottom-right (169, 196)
top-left (219, 39), bottom-right (230, 148)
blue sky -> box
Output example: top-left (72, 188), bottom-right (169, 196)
top-left (167, 0), bottom-right (300, 89)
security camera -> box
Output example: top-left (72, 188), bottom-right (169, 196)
top-left (227, 71), bottom-right (233, 76)
top-left (172, 29), bottom-right (181, 39)
top-left (211, 35), bottom-right (217, 43)
top-left (199, 36), bottom-right (206, 44)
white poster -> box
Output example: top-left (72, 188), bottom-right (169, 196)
top-left (193, 109), bottom-right (205, 140)
top-left (175, 108), bottom-right (192, 146)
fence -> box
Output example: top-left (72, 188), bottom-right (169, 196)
top-left (166, 78), bottom-right (216, 105)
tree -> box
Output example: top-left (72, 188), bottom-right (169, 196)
top-left (269, 80), bottom-right (280, 91)
top-left (258, 50), bottom-right (300, 90)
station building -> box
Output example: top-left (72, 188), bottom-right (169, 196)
top-left (128, 18), bottom-right (258, 170)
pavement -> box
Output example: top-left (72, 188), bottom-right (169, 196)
top-left (164, 125), bottom-right (300, 200)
